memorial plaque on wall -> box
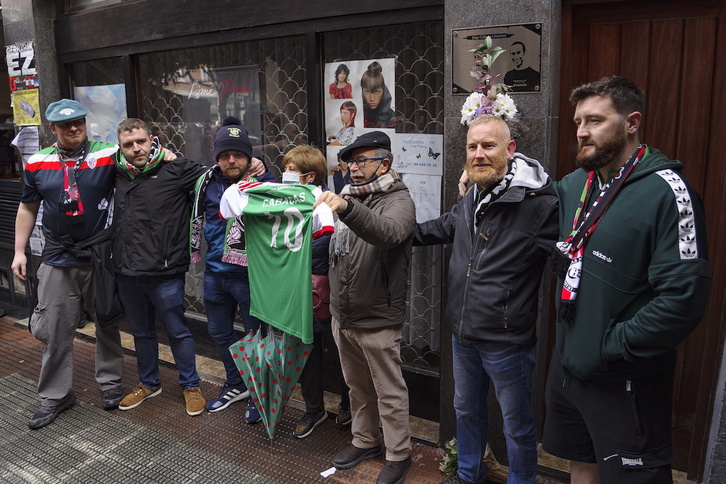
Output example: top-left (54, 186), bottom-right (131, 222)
top-left (452, 23), bottom-right (542, 94)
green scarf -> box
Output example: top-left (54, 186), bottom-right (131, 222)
top-left (114, 136), bottom-right (165, 179)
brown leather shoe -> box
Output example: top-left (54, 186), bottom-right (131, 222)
top-left (376, 456), bottom-right (412, 484)
top-left (183, 387), bottom-right (206, 416)
top-left (331, 443), bottom-right (383, 469)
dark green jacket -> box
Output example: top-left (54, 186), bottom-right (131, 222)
top-left (554, 147), bottom-right (710, 381)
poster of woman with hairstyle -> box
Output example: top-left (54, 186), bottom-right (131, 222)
top-left (323, 58), bottom-right (396, 185)
top-left (327, 101), bottom-right (357, 146)
top-left (329, 63), bottom-right (352, 99)
top-left (360, 60), bottom-right (396, 128)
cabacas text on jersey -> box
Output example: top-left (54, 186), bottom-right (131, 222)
top-left (261, 191), bottom-right (307, 207)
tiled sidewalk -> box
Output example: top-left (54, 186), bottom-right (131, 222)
top-left (0, 315), bottom-right (446, 483)
top-left (0, 313), bottom-right (580, 483)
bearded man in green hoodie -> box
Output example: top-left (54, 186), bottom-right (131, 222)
top-left (542, 76), bottom-right (711, 484)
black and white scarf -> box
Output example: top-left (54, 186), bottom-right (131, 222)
top-left (473, 160), bottom-right (517, 229)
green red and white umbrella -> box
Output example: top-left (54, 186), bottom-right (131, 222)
top-left (229, 328), bottom-right (313, 439)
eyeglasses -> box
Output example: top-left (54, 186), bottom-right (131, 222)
top-left (346, 157), bottom-right (385, 168)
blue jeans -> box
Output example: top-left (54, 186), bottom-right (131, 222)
top-left (116, 274), bottom-right (200, 389)
top-left (203, 271), bottom-right (266, 388)
top-left (452, 336), bottom-right (537, 484)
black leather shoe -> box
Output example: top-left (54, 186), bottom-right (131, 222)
top-left (28, 393), bottom-right (77, 429)
top-left (377, 457), bottom-right (412, 484)
top-left (102, 388), bottom-right (123, 410)
top-left (332, 443), bottom-right (383, 469)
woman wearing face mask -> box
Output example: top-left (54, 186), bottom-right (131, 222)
top-left (281, 145), bottom-right (352, 438)
top-left (327, 101), bottom-right (357, 147)
top-left (329, 64), bottom-right (352, 100)
top-left (361, 61), bottom-right (395, 129)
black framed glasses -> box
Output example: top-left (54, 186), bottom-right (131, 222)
top-left (345, 157), bottom-right (385, 168)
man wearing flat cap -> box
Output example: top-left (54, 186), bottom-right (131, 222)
top-left (314, 131), bottom-right (416, 484)
top-left (12, 99), bottom-right (124, 429)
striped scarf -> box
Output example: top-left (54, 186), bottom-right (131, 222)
top-left (329, 170), bottom-right (400, 267)
top-left (189, 165), bottom-right (255, 265)
top-left (554, 145), bottom-right (646, 323)
top-left (57, 141), bottom-right (90, 225)
top-left (114, 136), bottom-right (164, 179)
top-left (473, 160), bottom-right (516, 229)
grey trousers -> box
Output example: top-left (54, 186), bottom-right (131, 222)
top-left (30, 263), bottom-right (123, 405)
top-left (332, 318), bottom-right (411, 461)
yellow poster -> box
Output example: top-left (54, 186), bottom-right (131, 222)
top-left (12, 89), bottom-right (41, 126)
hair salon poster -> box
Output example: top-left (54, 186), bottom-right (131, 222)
top-left (323, 58), bottom-right (396, 166)
top-left (323, 58), bottom-right (443, 221)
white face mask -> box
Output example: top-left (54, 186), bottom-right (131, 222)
top-left (282, 172), bottom-right (301, 184)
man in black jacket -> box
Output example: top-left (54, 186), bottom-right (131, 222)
top-left (414, 115), bottom-right (558, 484)
top-left (112, 118), bottom-right (209, 416)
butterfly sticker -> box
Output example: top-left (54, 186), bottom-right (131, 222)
top-left (416, 154), bottom-right (421, 158)
top-left (428, 147), bottom-right (441, 160)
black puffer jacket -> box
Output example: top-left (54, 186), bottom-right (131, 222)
top-left (414, 153), bottom-right (558, 345)
top-left (112, 156), bottom-right (208, 276)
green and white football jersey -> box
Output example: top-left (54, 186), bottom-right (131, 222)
top-left (220, 182), bottom-right (334, 343)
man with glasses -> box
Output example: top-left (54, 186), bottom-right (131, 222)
top-left (314, 131), bottom-right (416, 484)
top-left (11, 99), bottom-right (124, 429)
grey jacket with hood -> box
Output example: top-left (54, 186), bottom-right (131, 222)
top-left (414, 153), bottom-right (559, 345)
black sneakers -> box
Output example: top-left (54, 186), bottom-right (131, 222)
top-left (102, 387), bottom-right (123, 410)
top-left (293, 410), bottom-right (328, 438)
top-left (331, 443), bottom-right (384, 469)
top-left (335, 405), bottom-right (352, 426)
top-left (28, 393), bottom-right (77, 429)
top-left (377, 457), bottom-right (412, 484)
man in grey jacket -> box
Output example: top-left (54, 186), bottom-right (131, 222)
top-left (416, 115), bottom-right (558, 484)
top-left (314, 131), bottom-right (416, 484)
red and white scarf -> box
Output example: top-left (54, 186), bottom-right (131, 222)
top-left (555, 145), bottom-right (646, 323)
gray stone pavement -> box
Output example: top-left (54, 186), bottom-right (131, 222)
top-left (0, 311), bottom-right (571, 483)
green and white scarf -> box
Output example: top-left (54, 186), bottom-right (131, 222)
top-left (114, 136), bottom-right (165, 179)
top-left (190, 165), bottom-right (256, 266)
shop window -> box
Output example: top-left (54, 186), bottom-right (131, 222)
top-left (68, 58), bottom-right (126, 144)
top-left (137, 36), bottom-right (307, 179)
top-left (65, 0), bottom-right (121, 12)
top-left (136, 37), bottom-right (307, 316)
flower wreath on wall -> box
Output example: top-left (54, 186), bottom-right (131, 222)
top-left (460, 37), bottom-right (526, 137)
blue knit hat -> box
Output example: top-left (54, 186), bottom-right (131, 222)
top-left (45, 99), bottom-right (87, 123)
top-left (214, 116), bottom-right (253, 161)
